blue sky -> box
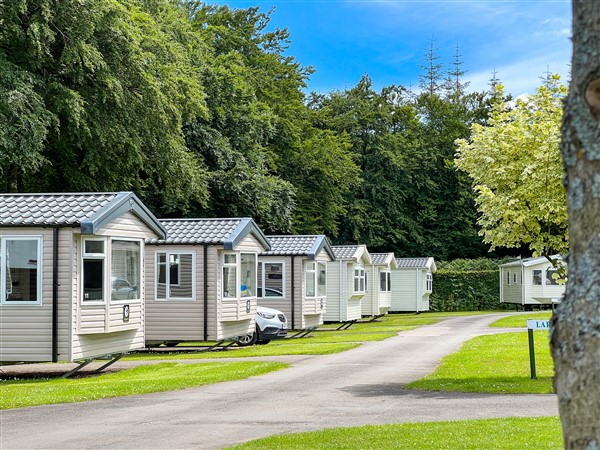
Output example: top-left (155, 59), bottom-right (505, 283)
top-left (206, 1), bottom-right (572, 97)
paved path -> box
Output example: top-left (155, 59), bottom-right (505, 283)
top-left (0, 314), bottom-right (558, 449)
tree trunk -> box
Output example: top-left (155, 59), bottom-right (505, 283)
top-left (550, 1), bottom-right (600, 448)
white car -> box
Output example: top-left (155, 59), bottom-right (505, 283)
top-left (237, 306), bottom-right (288, 346)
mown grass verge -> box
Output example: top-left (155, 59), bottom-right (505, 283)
top-left (228, 416), bottom-right (562, 449)
top-left (0, 361), bottom-right (287, 410)
top-left (490, 311), bottom-right (553, 328)
top-left (406, 331), bottom-right (554, 394)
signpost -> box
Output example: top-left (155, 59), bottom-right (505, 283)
top-left (527, 319), bottom-right (550, 379)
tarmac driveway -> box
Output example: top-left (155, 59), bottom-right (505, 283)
top-left (0, 313), bottom-right (558, 449)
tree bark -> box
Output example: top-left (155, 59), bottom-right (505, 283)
top-left (550, 1), bottom-right (600, 448)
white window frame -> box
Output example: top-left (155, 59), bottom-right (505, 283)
top-left (222, 251), bottom-right (257, 300)
top-left (317, 261), bottom-right (327, 298)
top-left (1, 236), bottom-right (43, 305)
top-left (258, 260), bottom-right (285, 299)
top-left (110, 238), bottom-right (142, 304)
top-left (426, 273), bottom-right (433, 292)
top-left (305, 261), bottom-right (327, 298)
top-left (532, 269), bottom-right (543, 286)
top-left (305, 261), bottom-right (316, 298)
top-left (155, 251), bottom-right (196, 301)
top-left (353, 264), bottom-right (366, 295)
top-left (545, 268), bottom-right (561, 286)
top-left (380, 270), bottom-right (391, 292)
top-left (81, 237), bottom-right (107, 305)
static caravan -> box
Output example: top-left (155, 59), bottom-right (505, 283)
top-left (363, 253), bottom-right (398, 317)
top-left (390, 257), bottom-right (436, 313)
top-left (0, 192), bottom-right (165, 364)
top-left (258, 235), bottom-right (334, 330)
top-left (324, 245), bottom-right (371, 323)
top-left (144, 218), bottom-right (270, 345)
top-left (500, 256), bottom-right (565, 307)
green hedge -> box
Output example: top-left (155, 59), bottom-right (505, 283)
top-left (430, 258), bottom-right (515, 312)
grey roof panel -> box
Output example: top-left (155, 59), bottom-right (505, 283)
top-left (0, 192), bottom-right (166, 238)
top-left (332, 245), bottom-right (361, 260)
top-left (370, 253), bottom-right (393, 265)
top-left (262, 235), bottom-right (334, 260)
top-left (0, 193), bottom-right (119, 226)
top-left (148, 218), bottom-right (270, 250)
top-left (395, 258), bottom-right (430, 269)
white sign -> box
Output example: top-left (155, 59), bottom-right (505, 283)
top-left (527, 319), bottom-right (550, 330)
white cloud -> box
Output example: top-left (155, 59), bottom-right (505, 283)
top-left (467, 52), bottom-right (571, 97)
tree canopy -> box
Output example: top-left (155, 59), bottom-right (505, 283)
top-left (1, 1), bottom-right (512, 259)
top-left (455, 75), bottom-right (568, 258)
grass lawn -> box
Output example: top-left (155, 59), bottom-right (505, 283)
top-left (0, 361), bottom-right (287, 410)
top-left (125, 312), bottom-right (447, 360)
top-left (228, 416), bottom-right (562, 449)
top-left (405, 331), bottom-right (554, 394)
top-left (490, 311), bottom-right (553, 328)
top-left (124, 342), bottom-right (361, 360)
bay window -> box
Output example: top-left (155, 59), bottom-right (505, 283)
top-left (353, 265), bottom-right (365, 294)
top-left (380, 271), bottom-right (391, 292)
top-left (82, 237), bottom-right (142, 303)
top-left (222, 252), bottom-right (257, 299)
top-left (305, 261), bottom-right (327, 298)
top-left (426, 273), bottom-right (433, 292)
top-left (111, 240), bottom-right (140, 301)
top-left (83, 239), bottom-right (105, 302)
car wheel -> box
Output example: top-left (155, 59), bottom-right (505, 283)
top-left (257, 339), bottom-right (271, 345)
top-left (237, 332), bottom-right (258, 346)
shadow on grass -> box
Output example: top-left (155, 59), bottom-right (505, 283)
top-left (340, 376), bottom-right (554, 397)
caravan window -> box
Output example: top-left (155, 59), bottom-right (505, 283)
top-left (258, 261), bottom-right (284, 298)
top-left (353, 265), bottom-right (365, 294)
top-left (380, 271), bottom-right (391, 292)
top-left (222, 252), bottom-right (257, 299)
top-left (111, 240), bottom-right (141, 301)
top-left (82, 238), bottom-right (106, 302)
top-left (317, 262), bottom-right (327, 297)
top-left (156, 252), bottom-right (195, 300)
top-left (532, 270), bottom-right (542, 285)
top-left (305, 261), bottom-right (327, 298)
top-left (1, 237), bottom-right (42, 305)
top-left (546, 269), bottom-right (560, 286)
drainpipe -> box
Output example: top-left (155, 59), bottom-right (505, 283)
top-left (339, 260), bottom-right (344, 320)
top-left (521, 264), bottom-right (525, 309)
top-left (52, 227), bottom-right (59, 362)
top-left (203, 244), bottom-right (208, 341)
top-left (291, 256), bottom-right (295, 330)
top-left (415, 268), bottom-right (419, 313)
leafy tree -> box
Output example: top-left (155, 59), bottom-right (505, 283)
top-left (0, 0), bottom-right (209, 214)
top-left (415, 88), bottom-right (490, 260)
top-left (455, 76), bottom-right (568, 258)
top-left (0, 57), bottom-right (53, 191)
top-left (310, 75), bottom-right (437, 253)
top-left (186, 3), bottom-right (359, 235)
top-left (550, 1), bottom-right (600, 446)
top-left (183, 4), bottom-right (308, 232)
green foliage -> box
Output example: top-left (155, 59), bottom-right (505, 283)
top-left (456, 75), bottom-right (568, 257)
top-left (431, 259), bottom-right (512, 311)
top-left (229, 417), bottom-right (562, 450)
top-left (0, 0), bottom-right (209, 214)
top-left (1, 0), bottom-right (504, 257)
top-left (406, 331), bottom-right (554, 394)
